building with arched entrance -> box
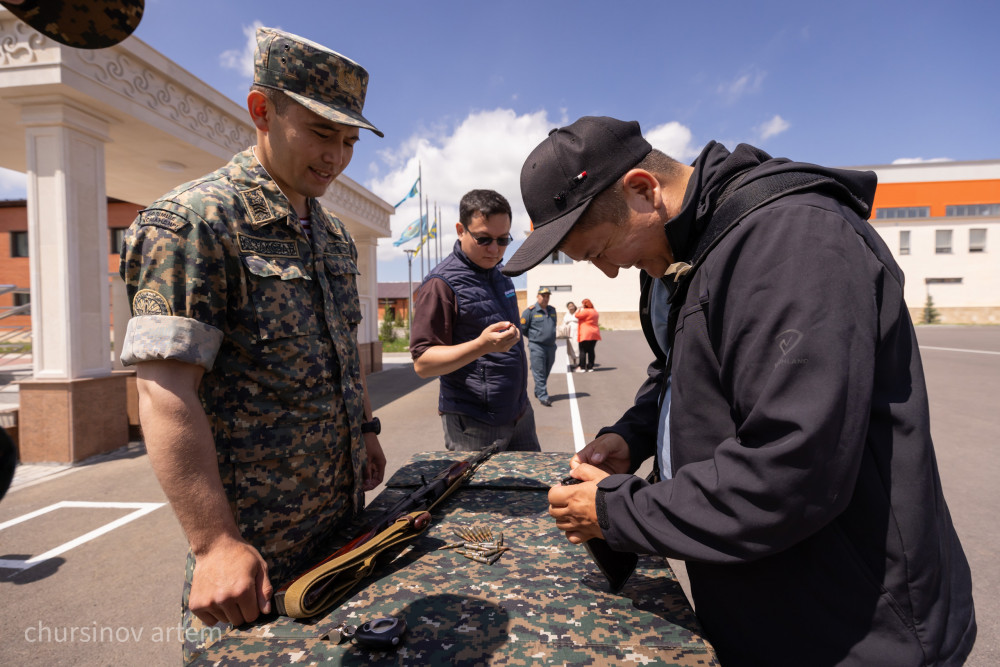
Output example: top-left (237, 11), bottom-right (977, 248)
top-left (0, 7), bottom-right (393, 463)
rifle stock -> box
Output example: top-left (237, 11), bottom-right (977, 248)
top-left (273, 440), bottom-right (504, 618)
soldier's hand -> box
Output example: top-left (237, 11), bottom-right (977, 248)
top-left (571, 433), bottom-right (631, 475)
top-left (549, 463), bottom-right (608, 544)
top-left (479, 321), bottom-right (521, 353)
top-left (189, 538), bottom-right (272, 627)
top-left (363, 433), bottom-right (386, 491)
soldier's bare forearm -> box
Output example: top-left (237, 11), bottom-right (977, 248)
top-left (136, 360), bottom-right (241, 554)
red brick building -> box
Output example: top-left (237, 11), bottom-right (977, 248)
top-left (1, 198), bottom-right (143, 330)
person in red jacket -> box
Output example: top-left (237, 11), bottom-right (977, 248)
top-left (574, 299), bottom-right (601, 372)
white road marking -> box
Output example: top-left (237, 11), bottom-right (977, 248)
top-left (920, 345), bottom-right (1000, 356)
top-left (556, 341), bottom-right (586, 452)
top-left (0, 500), bottom-right (165, 573)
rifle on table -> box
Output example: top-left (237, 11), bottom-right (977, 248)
top-left (274, 440), bottom-right (504, 618)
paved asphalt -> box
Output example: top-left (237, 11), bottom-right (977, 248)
top-left (0, 327), bottom-right (997, 666)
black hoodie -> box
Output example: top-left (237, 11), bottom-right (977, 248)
top-left (597, 143), bottom-right (976, 666)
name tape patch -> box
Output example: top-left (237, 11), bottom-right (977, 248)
top-left (238, 233), bottom-right (299, 258)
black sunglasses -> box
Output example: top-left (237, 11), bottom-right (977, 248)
top-left (470, 233), bottom-right (513, 247)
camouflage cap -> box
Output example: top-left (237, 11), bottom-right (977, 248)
top-left (0, 0), bottom-right (144, 49)
top-left (254, 27), bottom-right (383, 138)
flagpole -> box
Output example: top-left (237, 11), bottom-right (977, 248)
top-left (418, 162), bottom-right (425, 281)
top-left (404, 249), bottom-right (417, 334)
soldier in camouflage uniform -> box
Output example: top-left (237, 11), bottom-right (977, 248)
top-left (118, 27), bottom-right (386, 661)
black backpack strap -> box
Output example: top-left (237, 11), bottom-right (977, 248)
top-left (664, 170), bottom-right (835, 370)
top-left (690, 171), bottom-right (834, 268)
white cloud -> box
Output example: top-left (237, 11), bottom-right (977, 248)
top-left (365, 108), bottom-right (557, 266)
top-left (891, 157), bottom-right (954, 164)
top-left (645, 121), bottom-right (699, 162)
top-left (363, 111), bottom-right (698, 281)
top-left (0, 167), bottom-right (27, 200)
top-left (220, 21), bottom-right (266, 78)
top-left (717, 68), bottom-right (766, 104)
top-left (756, 114), bottom-right (790, 141)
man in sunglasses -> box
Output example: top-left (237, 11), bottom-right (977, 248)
top-left (410, 189), bottom-right (541, 452)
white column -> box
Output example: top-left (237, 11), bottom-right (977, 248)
top-left (354, 236), bottom-right (378, 346)
top-left (19, 98), bottom-right (113, 380)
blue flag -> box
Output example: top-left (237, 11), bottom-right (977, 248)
top-left (393, 177), bottom-right (420, 208)
top-left (393, 214), bottom-right (427, 246)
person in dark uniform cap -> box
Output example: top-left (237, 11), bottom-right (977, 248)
top-left (520, 286), bottom-right (558, 406)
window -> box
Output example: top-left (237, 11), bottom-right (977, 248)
top-left (110, 228), bottom-right (127, 255)
top-left (876, 206), bottom-right (929, 219)
top-left (899, 230), bottom-right (910, 255)
top-left (541, 250), bottom-right (574, 265)
top-left (935, 230), bottom-right (952, 254)
top-left (539, 285), bottom-right (572, 293)
top-left (10, 231), bottom-right (28, 258)
top-left (13, 293), bottom-right (29, 307)
top-left (969, 228), bottom-right (987, 253)
top-left (946, 204), bottom-right (1000, 217)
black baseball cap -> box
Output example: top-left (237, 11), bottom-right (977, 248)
top-left (502, 116), bottom-right (652, 277)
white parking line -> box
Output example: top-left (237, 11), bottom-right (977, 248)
top-left (556, 341), bottom-right (587, 452)
top-left (0, 500), bottom-right (165, 574)
top-left (920, 345), bottom-right (1000, 356)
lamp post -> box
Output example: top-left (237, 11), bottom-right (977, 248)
top-left (404, 249), bottom-right (417, 334)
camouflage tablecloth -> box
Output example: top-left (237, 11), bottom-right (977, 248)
top-left (191, 452), bottom-right (718, 666)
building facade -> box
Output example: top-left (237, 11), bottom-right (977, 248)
top-left (0, 7), bottom-right (393, 462)
top-left (526, 159), bottom-right (1000, 327)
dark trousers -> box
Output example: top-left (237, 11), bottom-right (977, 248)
top-left (529, 342), bottom-right (556, 401)
top-left (579, 340), bottom-right (597, 370)
top-left (441, 405), bottom-right (541, 452)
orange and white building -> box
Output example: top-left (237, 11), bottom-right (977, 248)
top-left (862, 159), bottom-right (999, 324)
top-left (526, 158), bottom-right (1000, 326)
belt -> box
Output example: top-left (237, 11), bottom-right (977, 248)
top-left (273, 511), bottom-right (430, 618)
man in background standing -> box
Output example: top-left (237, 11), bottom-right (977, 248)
top-left (520, 287), bottom-right (557, 406)
top-left (411, 189), bottom-right (540, 452)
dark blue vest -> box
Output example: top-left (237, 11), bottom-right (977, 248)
top-left (424, 241), bottom-right (528, 425)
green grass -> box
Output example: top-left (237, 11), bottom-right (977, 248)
top-left (381, 336), bottom-right (411, 353)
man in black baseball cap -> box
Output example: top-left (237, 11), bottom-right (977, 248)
top-left (502, 116), bottom-right (653, 277)
top-left (535, 115), bottom-right (975, 665)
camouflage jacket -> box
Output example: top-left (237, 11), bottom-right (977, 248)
top-left (119, 148), bottom-right (367, 571)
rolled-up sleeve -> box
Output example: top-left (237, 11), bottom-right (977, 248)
top-left (118, 203), bottom-right (229, 370)
top-left (120, 315), bottom-right (223, 370)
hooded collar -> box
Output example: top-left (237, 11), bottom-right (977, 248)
top-left (664, 141), bottom-right (876, 263)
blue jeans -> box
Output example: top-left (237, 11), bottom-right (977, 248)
top-left (529, 342), bottom-right (557, 401)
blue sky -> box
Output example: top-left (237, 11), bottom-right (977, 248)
top-left (2, 0), bottom-right (997, 284)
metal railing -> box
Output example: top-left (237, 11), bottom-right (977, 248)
top-left (0, 284), bottom-right (32, 394)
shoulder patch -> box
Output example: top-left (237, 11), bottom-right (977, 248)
top-left (237, 233), bottom-right (300, 258)
top-left (520, 317), bottom-right (527, 325)
top-left (140, 208), bottom-right (189, 232)
top-left (238, 186), bottom-right (277, 227)
top-left (132, 289), bottom-right (172, 316)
